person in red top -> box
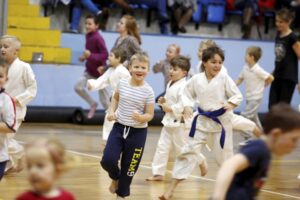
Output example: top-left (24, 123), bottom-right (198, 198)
top-left (74, 15), bottom-right (110, 119)
top-left (16, 138), bottom-right (75, 200)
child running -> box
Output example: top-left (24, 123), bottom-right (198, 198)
top-left (146, 55), bottom-right (207, 182)
top-left (0, 61), bottom-right (16, 181)
top-left (16, 138), bottom-right (75, 200)
top-left (74, 15), bottom-right (109, 119)
top-left (197, 39), bottom-right (262, 143)
top-left (211, 103), bottom-right (300, 200)
top-left (159, 46), bottom-right (243, 200)
top-left (236, 46), bottom-right (274, 130)
top-left (87, 48), bottom-right (130, 141)
top-left (0, 35), bottom-right (37, 173)
top-left (100, 52), bottom-right (155, 200)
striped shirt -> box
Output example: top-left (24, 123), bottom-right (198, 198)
top-left (116, 78), bottom-right (155, 128)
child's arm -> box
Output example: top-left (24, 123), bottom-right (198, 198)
top-left (107, 92), bottom-right (119, 121)
top-left (0, 95), bottom-right (16, 134)
top-left (292, 41), bottom-right (300, 59)
top-left (181, 77), bottom-right (197, 119)
top-left (225, 75), bottom-right (243, 110)
top-left (235, 77), bottom-right (243, 86)
top-left (15, 64), bottom-right (37, 107)
top-left (235, 71), bottom-right (244, 86)
top-left (211, 154), bottom-right (250, 200)
top-left (264, 74), bottom-right (274, 87)
top-left (86, 36), bottom-right (109, 67)
top-left (87, 68), bottom-right (111, 91)
top-left (132, 103), bottom-right (154, 123)
top-left (152, 61), bottom-right (163, 73)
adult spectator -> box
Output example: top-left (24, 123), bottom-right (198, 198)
top-left (269, 8), bottom-right (300, 108)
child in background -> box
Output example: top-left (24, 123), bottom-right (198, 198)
top-left (16, 138), bottom-right (75, 200)
top-left (146, 55), bottom-right (207, 182)
top-left (0, 62), bottom-right (16, 181)
top-left (236, 46), bottom-right (274, 130)
top-left (100, 53), bottom-right (155, 200)
top-left (211, 103), bottom-right (300, 200)
top-left (160, 46), bottom-right (242, 200)
top-left (153, 44), bottom-right (180, 99)
top-left (87, 48), bottom-right (131, 141)
top-left (0, 35), bottom-right (37, 173)
top-left (74, 15), bottom-right (110, 119)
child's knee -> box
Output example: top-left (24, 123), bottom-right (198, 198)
top-left (100, 155), bottom-right (117, 170)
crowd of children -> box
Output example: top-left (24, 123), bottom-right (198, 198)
top-left (0, 6), bottom-right (300, 200)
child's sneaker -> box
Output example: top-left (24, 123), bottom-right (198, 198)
top-left (88, 102), bottom-right (98, 119)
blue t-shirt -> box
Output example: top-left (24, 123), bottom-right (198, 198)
top-left (226, 140), bottom-right (271, 200)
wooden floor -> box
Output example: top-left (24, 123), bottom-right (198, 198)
top-left (1, 123), bottom-right (300, 200)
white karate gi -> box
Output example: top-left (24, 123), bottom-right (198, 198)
top-left (0, 90), bottom-right (16, 163)
top-left (4, 58), bottom-right (37, 168)
top-left (197, 61), bottom-right (256, 136)
top-left (172, 71), bottom-right (242, 179)
top-left (87, 64), bottom-right (130, 140)
top-left (151, 78), bottom-right (190, 176)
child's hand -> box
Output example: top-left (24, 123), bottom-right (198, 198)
top-left (12, 97), bottom-right (20, 106)
top-left (157, 97), bottom-right (166, 105)
top-left (97, 66), bottom-right (105, 74)
top-left (84, 50), bottom-right (91, 58)
top-left (79, 55), bottom-right (86, 62)
top-left (223, 102), bottom-right (235, 111)
top-left (107, 113), bottom-right (117, 121)
top-left (183, 106), bottom-right (193, 120)
top-left (161, 104), bottom-right (172, 113)
top-left (132, 111), bottom-right (141, 122)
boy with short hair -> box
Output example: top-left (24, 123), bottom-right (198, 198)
top-left (87, 48), bottom-right (131, 141)
top-left (236, 46), bottom-right (274, 130)
top-left (0, 35), bottom-right (37, 173)
top-left (147, 55), bottom-right (207, 181)
top-left (100, 52), bottom-right (155, 199)
top-left (212, 103), bottom-right (300, 200)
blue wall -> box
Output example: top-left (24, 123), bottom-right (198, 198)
top-left (29, 32), bottom-right (300, 112)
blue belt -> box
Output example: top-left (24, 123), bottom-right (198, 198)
top-left (188, 107), bottom-right (226, 148)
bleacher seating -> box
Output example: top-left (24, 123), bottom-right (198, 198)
top-left (7, 0), bottom-right (71, 64)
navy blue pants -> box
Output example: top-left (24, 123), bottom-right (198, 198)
top-left (0, 161), bottom-right (7, 181)
top-left (101, 122), bottom-right (147, 197)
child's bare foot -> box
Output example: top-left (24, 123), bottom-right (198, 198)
top-left (158, 191), bottom-right (173, 200)
top-left (109, 180), bottom-right (118, 194)
top-left (146, 175), bottom-right (163, 181)
top-left (199, 159), bottom-right (208, 176)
